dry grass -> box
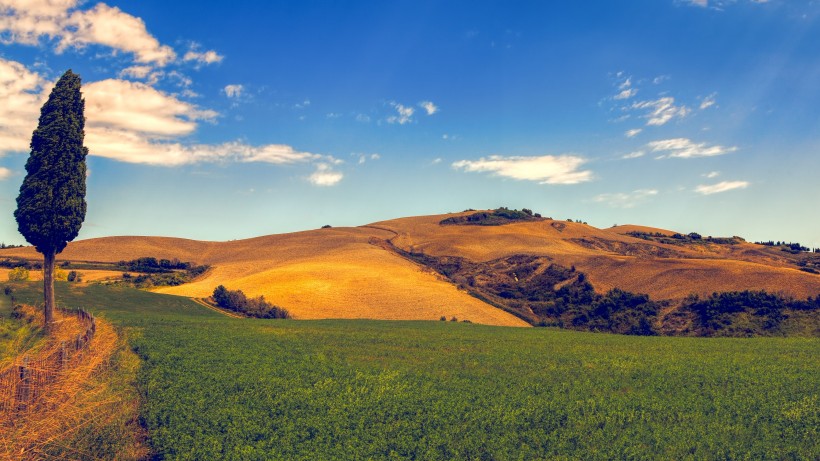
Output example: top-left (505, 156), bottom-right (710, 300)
top-left (0, 308), bottom-right (147, 460)
top-left (0, 269), bottom-right (124, 284)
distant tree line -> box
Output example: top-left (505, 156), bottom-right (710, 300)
top-left (627, 231), bottom-right (743, 246)
top-left (0, 243), bottom-right (24, 249)
top-left (212, 285), bottom-right (290, 319)
top-left (755, 241), bottom-right (817, 253)
top-left (117, 257), bottom-right (195, 273)
top-left (441, 207), bottom-right (545, 226)
top-left (116, 256), bottom-right (209, 288)
top-left (0, 258), bottom-right (41, 270)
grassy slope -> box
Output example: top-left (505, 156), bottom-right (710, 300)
top-left (7, 282), bottom-right (819, 460)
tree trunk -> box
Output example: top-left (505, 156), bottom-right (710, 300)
top-left (43, 250), bottom-right (56, 334)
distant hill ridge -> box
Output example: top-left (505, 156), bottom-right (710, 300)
top-left (2, 209), bottom-right (818, 332)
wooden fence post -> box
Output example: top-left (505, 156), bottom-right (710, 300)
top-left (18, 356), bottom-right (30, 411)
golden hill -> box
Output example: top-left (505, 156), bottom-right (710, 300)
top-left (3, 211), bottom-right (819, 325)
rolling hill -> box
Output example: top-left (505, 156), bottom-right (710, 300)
top-left (2, 210), bottom-right (819, 328)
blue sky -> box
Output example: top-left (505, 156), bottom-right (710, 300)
top-left (1, 0), bottom-right (818, 247)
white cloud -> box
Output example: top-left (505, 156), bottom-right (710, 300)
top-left (631, 97), bottom-right (690, 126)
top-left (0, 167), bottom-right (11, 180)
top-left (0, 57), bottom-right (49, 154)
top-left (695, 180), bottom-right (749, 195)
top-left (622, 151), bottom-right (645, 159)
top-left (85, 130), bottom-right (322, 166)
top-left (387, 102), bottom-right (414, 125)
top-left (700, 93), bottom-right (717, 110)
top-left (593, 189), bottom-right (658, 208)
top-left (614, 88), bottom-right (637, 100)
top-left (687, 0), bottom-right (709, 7)
top-left (0, 1), bottom-right (224, 67)
top-left (452, 154), bottom-right (592, 185)
top-left (308, 163), bottom-right (343, 186)
top-left (0, 0), bottom-right (76, 45)
top-left (625, 128), bottom-right (642, 138)
top-left (183, 48), bottom-right (223, 66)
top-left (419, 100), bottom-right (438, 115)
top-left (431, 158), bottom-right (442, 165)
top-left (648, 138), bottom-right (737, 159)
top-left (704, 171), bottom-right (720, 178)
top-left (61, 3), bottom-right (176, 65)
top-left (223, 84), bottom-right (244, 99)
top-left (370, 153), bottom-right (380, 160)
top-left (619, 77), bottom-right (632, 90)
top-left (84, 79), bottom-right (217, 138)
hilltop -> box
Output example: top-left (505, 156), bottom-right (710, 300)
top-left (2, 209), bottom-right (819, 331)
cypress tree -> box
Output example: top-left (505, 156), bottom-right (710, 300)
top-left (15, 69), bottom-right (88, 333)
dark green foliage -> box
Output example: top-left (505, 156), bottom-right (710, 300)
top-left (113, 257), bottom-right (209, 288)
top-left (683, 290), bottom-right (820, 336)
top-left (0, 257), bottom-right (38, 270)
top-left (627, 231), bottom-right (743, 246)
top-left (116, 257), bottom-right (191, 273)
top-left (440, 207), bottom-right (544, 226)
top-left (0, 243), bottom-right (24, 249)
top-left (212, 285), bottom-right (290, 319)
top-left (321, 224), bottom-right (332, 229)
top-left (400, 249), bottom-right (661, 335)
top-left (15, 70), bottom-right (87, 256)
top-left (67, 270), bottom-right (79, 282)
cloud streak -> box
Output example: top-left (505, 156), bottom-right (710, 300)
top-left (695, 180), bottom-right (749, 195)
top-left (452, 154), bottom-right (592, 185)
top-left (631, 97), bottom-right (690, 126)
top-left (648, 138), bottom-right (738, 158)
top-left (593, 189), bottom-right (658, 208)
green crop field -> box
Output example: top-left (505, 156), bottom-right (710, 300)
top-left (5, 282), bottom-right (819, 460)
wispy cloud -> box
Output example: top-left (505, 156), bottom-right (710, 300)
top-left (614, 88), bottom-right (637, 100)
top-left (387, 102), bottom-right (414, 124)
top-left (695, 180), bottom-right (749, 195)
top-left (593, 189), bottom-right (658, 208)
top-left (703, 171), bottom-right (720, 178)
top-left (622, 151), bottom-right (645, 159)
top-left (631, 97), bottom-right (690, 126)
top-left (625, 128), bottom-right (642, 138)
top-left (452, 154), bottom-right (592, 185)
top-left (419, 100), bottom-right (439, 115)
top-left (649, 138), bottom-right (738, 158)
top-left (0, 167), bottom-right (11, 180)
top-left (700, 93), bottom-right (717, 110)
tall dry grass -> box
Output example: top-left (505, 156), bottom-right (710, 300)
top-left (0, 307), bottom-right (148, 460)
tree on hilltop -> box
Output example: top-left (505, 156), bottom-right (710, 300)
top-left (15, 70), bottom-right (88, 334)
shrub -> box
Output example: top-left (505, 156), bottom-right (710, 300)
top-left (54, 268), bottom-right (68, 281)
top-left (67, 270), bottom-right (80, 282)
top-left (8, 267), bottom-right (29, 281)
top-left (212, 285), bottom-right (290, 319)
top-left (439, 316), bottom-right (447, 321)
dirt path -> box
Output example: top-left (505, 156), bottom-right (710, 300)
top-left (190, 297), bottom-right (244, 319)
